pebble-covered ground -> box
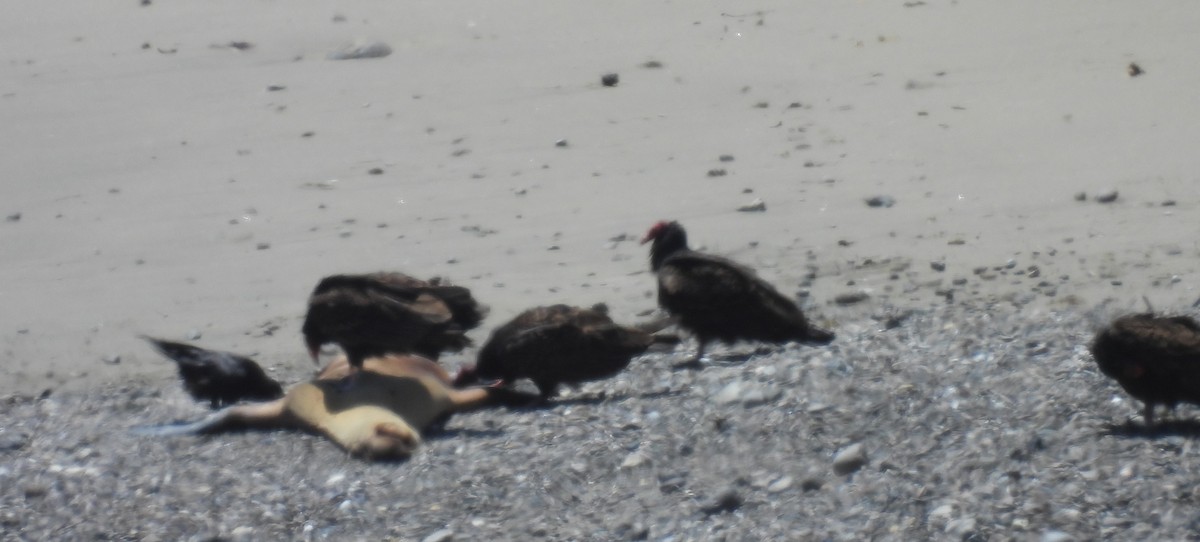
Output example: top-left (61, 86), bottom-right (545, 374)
top-left (3, 301), bottom-right (1199, 542)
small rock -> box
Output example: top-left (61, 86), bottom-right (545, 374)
top-left (22, 484), bottom-right (48, 499)
top-left (800, 478), bottom-right (823, 492)
top-left (737, 198), bottom-right (767, 213)
top-left (834, 291), bottom-right (870, 306)
top-left (328, 41), bottom-right (392, 60)
top-left (186, 329), bottom-right (202, 340)
top-left (101, 355), bottom-right (121, 365)
top-left (930, 261), bottom-right (946, 272)
top-left (1041, 530), bottom-right (1074, 542)
top-left (945, 517), bottom-right (977, 538)
top-left (832, 442), bottom-right (868, 475)
top-left (601, 73), bottom-right (619, 87)
top-left (707, 168), bottom-right (727, 177)
top-left (555, 139), bottom-right (569, 148)
top-left (1095, 189), bottom-right (1118, 203)
top-left (1074, 192), bottom-right (1087, 201)
top-left (865, 195), bottom-right (896, 208)
top-left (5, 213), bottom-right (19, 222)
top-left (0, 432), bottom-right (29, 452)
top-left (658, 472), bottom-right (688, 493)
top-left (620, 451), bottom-right (650, 469)
top-left (368, 168), bottom-right (384, 175)
top-left (256, 242), bottom-right (270, 250)
top-left (766, 476), bottom-right (793, 493)
top-left (1127, 62), bottom-right (1143, 77)
top-left (422, 528), bottom-right (454, 542)
top-left (712, 381), bottom-right (746, 405)
top-left (699, 488), bottom-right (742, 515)
top-left (719, 155), bottom-right (735, 162)
top-left (266, 85), bottom-right (286, 92)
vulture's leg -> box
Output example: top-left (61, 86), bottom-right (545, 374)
top-left (673, 338), bottom-right (707, 370)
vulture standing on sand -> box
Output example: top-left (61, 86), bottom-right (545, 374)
top-left (142, 336), bottom-right (284, 409)
top-left (302, 272), bottom-right (488, 368)
top-left (640, 220), bottom-right (834, 368)
top-left (1090, 313), bottom-right (1200, 425)
top-left (459, 303), bottom-right (678, 400)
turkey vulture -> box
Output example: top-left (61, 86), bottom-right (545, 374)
top-left (640, 220), bottom-right (834, 368)
top-left (1091, 313), bottom-right (1200, 425)
top-left (142, 336), bottom-right (284, 409)
top-left (459, 303), bottom-right (679, 401)
top-left (301, 272), bottom-right (488, 368)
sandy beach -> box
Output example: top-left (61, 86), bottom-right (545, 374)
top-left (4, 1), bottom-right (1200, 539)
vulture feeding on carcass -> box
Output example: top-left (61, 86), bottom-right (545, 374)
top-left (134, 353), bottom-right (537, 461)
top-left (640, 220), bottom-right (834, 368)
top-left (302, 272), bottom-right (488, 368)
top-left (142, 336), bottom-right (284, 409)
top-left (457, 303), bottom-right (679, 401)
top-left (1090, 313), bottom-right (1200, 425)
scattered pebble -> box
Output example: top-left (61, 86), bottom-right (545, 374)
top-left (699, 488), bottom-right (743, 515)
top-left (1095, 189), bottom-right (1119, 203)
top-left (601, 73), bottom-right (619, 87)
top-left (766, 476), bottom-right (792, 493)
top-left (0, 432), bottom-right (29, 452)
top-left (930, 261), bottom-right (946, 272)
top-left (368, 168), bottom-right (384, 175)
top-left (421, 528), bottom-right (454, 542)
top-left (865, 195), bottom-right (896, 208)
top-left (101, 355), bottom-right (121, 366)
top-left (555, 139), bottom-right (569, 148)
top-left (5, 213), bottom-right (19, 222)
top-left (832, 443), bottom-right (868, 475)
top-left (737, 198), bottom-right (766, 213)
top-left (328, 41), bottom-right (392, 60)
top-left (707, 169), bottom-right (727, 177)
top-left (834, 291), bottom-right (870, 306)
top-left (1127, 62), bottom-right (1143, 77)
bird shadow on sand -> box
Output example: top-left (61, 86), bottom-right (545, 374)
top-left (1102, 419), bottom-right (1200, 439)
top-left (497, 387), bottom-right (688, 411)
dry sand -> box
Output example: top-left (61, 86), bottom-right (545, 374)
top-left (5, 0), bottom-right (1198, 394)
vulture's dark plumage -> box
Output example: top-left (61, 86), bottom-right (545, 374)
top-left (640, 220), bottom-right (834, 367)
top-left (302, 272), bottom-right (488, 367)
top-left (1091, 313), bottom-right (1200, 425)
top-left (142, 336), bottom-right (284, 409)
top-left (463, 304), bottom-right (677, 400)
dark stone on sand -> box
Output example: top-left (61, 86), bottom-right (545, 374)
top-left (1095, 189), bottom-right (1118, 203)
top-left (0, 431), bottom-right (29, 452)
top-left (865, 195), bottom-right (896, 208)
top-left (601, 73), bottom-right (619, 87)
top-left (700, 488), bottom-right (743, 515)
top-left (328, 41), bottom-right (392, 60)
top-left (834, 291), bottom-right (870, 306)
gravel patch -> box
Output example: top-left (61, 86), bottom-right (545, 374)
top-left (2, 303), bottom-right (1195, 540)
